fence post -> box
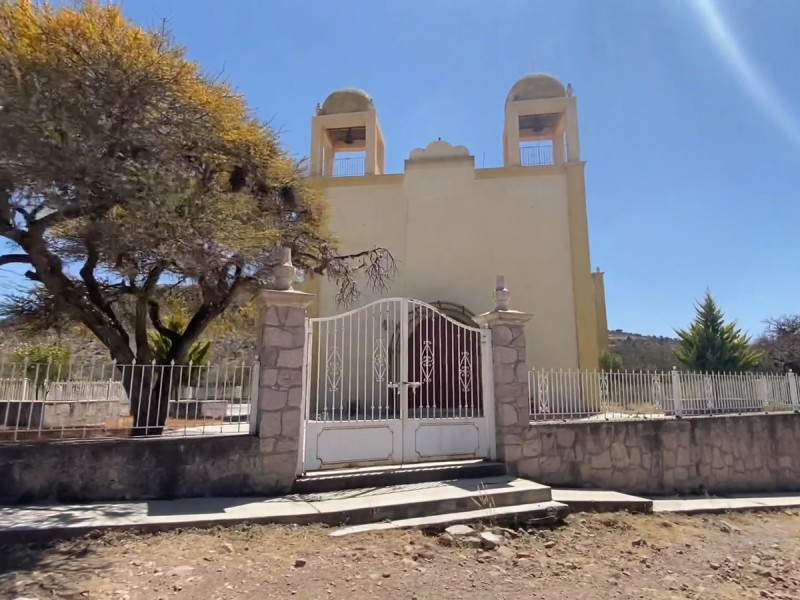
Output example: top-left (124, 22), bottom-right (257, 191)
top-left (474, 276), bottom-right (533, 473)
top-left (249, 357), bottom-right (261, 435)
top-left (788, 370), bottom-right (800, 413)
top-left (670, 367), bottom-right (683, 418)
top-left (255, 249), bottom-right (314, 491)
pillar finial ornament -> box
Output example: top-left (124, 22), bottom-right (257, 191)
top-left (273, 247), bottom-right (297, 291)
top-left (493, 275), bottom-right (511, 311)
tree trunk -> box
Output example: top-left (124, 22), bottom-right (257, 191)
top-left (121, 364), bottom-right (171, 436)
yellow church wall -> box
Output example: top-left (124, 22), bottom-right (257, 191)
top-left (314, 159), bottom-right (584, 369)
top-left (306, 75), bottom-right (607, 370)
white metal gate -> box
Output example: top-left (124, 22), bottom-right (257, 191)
top-left (301, 298), bottom-right (495, 472)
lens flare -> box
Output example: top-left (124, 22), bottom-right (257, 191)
top-left (691, 0), bottom-right (800, 149)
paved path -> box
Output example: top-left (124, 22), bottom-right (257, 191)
top-left (0, 478), bottom-right (549, 540)
top-left (652, 494), bottom-right (800, 514)
top-left (3, 488), bottom-right (799, 542)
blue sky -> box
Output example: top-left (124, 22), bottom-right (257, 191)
top-left (3, 0), bottom-right (799, 339)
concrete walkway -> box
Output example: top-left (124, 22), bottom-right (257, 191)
top-left (2, 488), bottom-right (799, 542)
top-left (652, 494), bottom-right (800, 514)
top-left (0, 477), bottom-right (552, 541)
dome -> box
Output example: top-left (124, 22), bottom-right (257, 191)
top-left (506, 74), bottom-right (567, 104)
top-left (319, 88), bottom-right (374, 115)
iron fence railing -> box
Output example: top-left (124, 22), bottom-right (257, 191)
top-left (520, 144), bottom-right (554, 166)
top-left (0, 352), bottom-right (258, 442)
top-left (333, 156), bottom-right (365, 177)
top-left (529, 367), bottom-right (800, 422)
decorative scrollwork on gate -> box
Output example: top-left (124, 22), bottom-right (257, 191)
top-left (459, 350), bottom-right (472, 393)
top-left (372, 336), bottom-right (388, 383)
top-left (420, 340), bottom-right (434, 383)
top-left (537, 372), bottom-right (551, 414)
top-left (326, 345), bottom-right (343, 393)
top-left (704, 376), bottom-right (715, 410)
top-left (599, 373), bottom-right (610, 411)
top-left (651, 374), bottom-right (663, 410)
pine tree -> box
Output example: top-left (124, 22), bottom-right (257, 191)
top-left (674, 292), bottom-right (761, 372)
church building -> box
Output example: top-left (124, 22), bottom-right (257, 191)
top-left (301, 73), bottom-right (608, 369)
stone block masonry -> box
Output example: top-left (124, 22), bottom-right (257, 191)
top-left (0, 286), bottom-right (314, 505)
top-left (0, 436), bottom-right (276, 504)
top-left (255, 290), bottom-right (314, 493)
top-left (474, 277), bottom-right (532, 468)
top-left (515, 413), bottom-right (800, 496)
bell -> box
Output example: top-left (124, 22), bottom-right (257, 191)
top-left (343, 128), bottom-right (354, 145)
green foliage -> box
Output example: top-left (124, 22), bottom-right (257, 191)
top-left (12, 343), bottom-right (71, 395)
top-left (148, 312), bottom-right (210, 365)
top-left (148, 312), bottom-right (210, 387)
top-left (598, 351), bottom-right (623, 372)
top-left (674, 292), bottom-right (761, 372)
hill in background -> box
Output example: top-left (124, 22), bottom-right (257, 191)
top-left (608, 329), bottom-right (679, 372)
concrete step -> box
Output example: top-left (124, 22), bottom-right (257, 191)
top-left (293, 476), bottom-right (553, 526)
top-left (552, 489), bottom-right (653, 513)
top-left (330, 500), bottom-right (570, 537)
top-left (294, 459), bottom-right (507, 494)
top-left (0, 476), bottom-right (555, 542)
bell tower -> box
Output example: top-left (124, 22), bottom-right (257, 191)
top-left (502, 73), bottom-right (579, 167)
top-left (310, 89), bottom-right (385, 177)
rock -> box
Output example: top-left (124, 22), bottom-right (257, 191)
top-left (544, 540), bottom-right (556, 549)
top-left (166, 566), bottom-right (195, 578)
top-left (631, 538), bottom-right (647, 547)
top-left (495, 546), bottom-right (516, 560)
top-left (445, 524), bottom-right (475, 536)
top-left (462, 536), bottom-right (484, 549)
top-left (710, 562), bottom-right (721, 570)
top-left (222, 543), bottom-right (235, 553)
top-left (480, 531), bottom-right (506, 549)
top-left (414, 548), bottom-right (435, 561)
top-left (719, 521), bottom-right (741, 534)
top-left (294, 558), bottom-right (306, 568)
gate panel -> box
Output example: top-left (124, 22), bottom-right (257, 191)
top-left (403, 300), bottom-right (491, 463)
top-left (302, 298), bottom-right (494, 472)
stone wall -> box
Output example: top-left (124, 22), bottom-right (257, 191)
top-left (0, 435), bottom-right (286, 504)
top-left (515, 414), bottom-right (800, 496)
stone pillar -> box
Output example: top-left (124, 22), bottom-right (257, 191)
top-left (255, 248), bottom-right (313, 492)
top-left (475, 276), bottom-right (532, 474)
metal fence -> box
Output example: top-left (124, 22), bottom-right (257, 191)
top-left (333, 155), bottom-right (365, 177)
top-left (529, 367), bottom-right (800, 422)
top-left (0, 352), bottom-right (258, 442)
top-left (520, 143), bottom-right (554, 166)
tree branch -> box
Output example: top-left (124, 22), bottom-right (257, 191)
top-left (134, 263), bottom-right (166, 362)
top-left (147, 299), bottom-right (180, 343)
top-left (0, 254), bottom-right (31, 267)
top-left (79, 236), bottom-right (126, 336)
top-left (166, 266), bottom-right (245, 364)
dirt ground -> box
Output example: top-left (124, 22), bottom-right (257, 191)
top-left (2, 511), bottom-right (799, 600)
